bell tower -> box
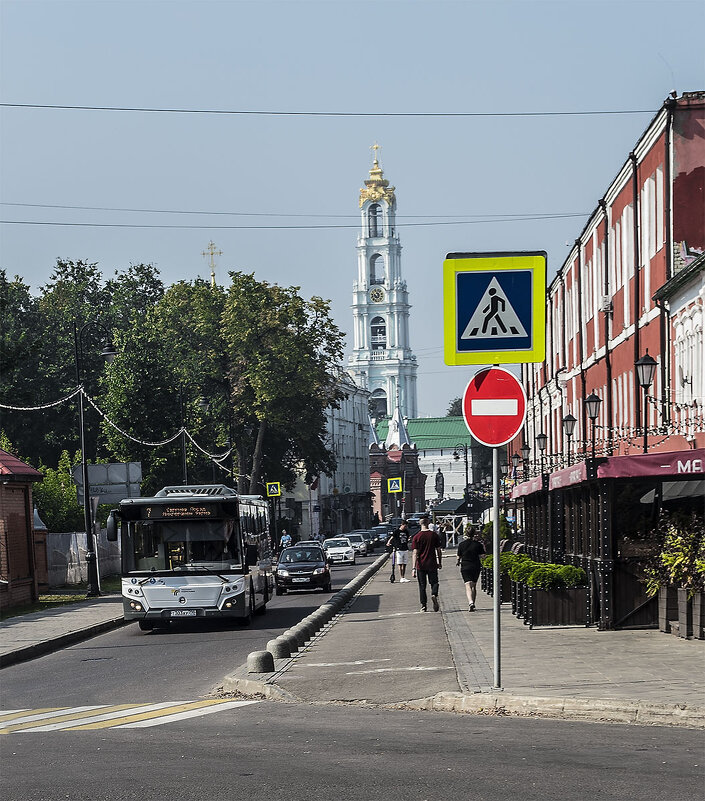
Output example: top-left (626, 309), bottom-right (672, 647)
top-left (347, 146), bottom-right (418, 419)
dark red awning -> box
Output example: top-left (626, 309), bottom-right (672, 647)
top-left (597, 448), bottom-right (704, 479)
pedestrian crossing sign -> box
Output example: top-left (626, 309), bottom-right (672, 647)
top-left (387, 477), bottom-right (403, 493)
top-left (443, 251), bottom-right (546, 365)
top-left (266, 482), bottom-right (281, 497)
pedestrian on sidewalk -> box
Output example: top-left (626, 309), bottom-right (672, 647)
top-left (392, 521), bottom-right (411, 582)
top-left (411, 516), bottom-right (443, 612)
top-left (456, 527), bottom-right (485, 611)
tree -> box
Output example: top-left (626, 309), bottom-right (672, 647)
top-left (222, 273), bottom-right (345, 493)
top-left (446, 397), bottom-right (462, 416)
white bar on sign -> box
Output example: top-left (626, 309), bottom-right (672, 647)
top-left (471, 399), bottom-right (517, 416)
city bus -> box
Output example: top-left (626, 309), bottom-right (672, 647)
top-left (106, 485), bottom-right (273, 631)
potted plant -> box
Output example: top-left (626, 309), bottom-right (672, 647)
top-left (524, 563), bottom-right (589, 628)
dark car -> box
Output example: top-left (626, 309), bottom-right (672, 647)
top-left (274, 546), bottom-right (331, 595)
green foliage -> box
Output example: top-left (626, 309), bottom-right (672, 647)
top-left (556, 565), bottom-right (588, 588)
top-left (482, 514), bottom-right (512, 541)
top-left (32, 450), bottom-right (84, 532)
top-left (481, 552), bottom-right (531, 575)
top-left (525, 564), bottom-right (587, 590)
top-left (509, 558), bottom-right (539, 582)
top-left (644, 511), bottom-right (705, 598)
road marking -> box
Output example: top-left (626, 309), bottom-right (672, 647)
top-left (0, 700), bottom-right (260, 733)
top-left (345, 666), bottom-right (455, 675)
top-left (306, 659), bottom-right (392, 668)
top-left (471, 399), bottom-right (518, 416)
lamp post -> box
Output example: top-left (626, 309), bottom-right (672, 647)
top-left (520, 442), bottom-right (530, 479)
top-left (499, 461), bottom-right (509, 517)
top-left (536, 432), bottom-right (548, 473)
top-left (562, 414), bottom-right (577, 467)
top-left (584, 392), bottom-right (603, 459)
top-left (74, 321), bottom-right (117, 598)
top-left (635, 351), bottom-right (657, 454)
top-left (453, 443), bottom-right (470, 507)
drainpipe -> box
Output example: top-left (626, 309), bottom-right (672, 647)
top-left (575, 239), bottom-right (588, 456)
top-left (599, 200), bottom-right (614, 454)
top-left (655, 297), bottom-right (670, 428)
top-left (630, 152), bottom-right (642, 431)
top-left (664, 93), bottom-right (676, 282)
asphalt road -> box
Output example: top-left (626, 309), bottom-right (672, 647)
top-left (0, 555), bottom-right (370, 708)
top-left (2, 701), bottom-right (702, 801)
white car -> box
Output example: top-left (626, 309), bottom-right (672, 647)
top-left (344, 532), bottom-right (368, 557)
top-left (322, 537), bottom-right (356, 565)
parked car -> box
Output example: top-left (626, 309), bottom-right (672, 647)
top-left (359, 530), bottom-right (377, 552)
top-left (274, 545), bottom-right (331, 595)
top-left (371, 525), bottom-right (393, 547)
top-left (322, 537), bottom-right (356, 565)
top-left (345, 532), bottom-right (368, 557)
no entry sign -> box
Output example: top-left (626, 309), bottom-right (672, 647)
top-left (462, 367), bottom-right (527, 447)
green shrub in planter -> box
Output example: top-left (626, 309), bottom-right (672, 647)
top-left (526, 566), bottom-right (564, 590)
top-left (557, 565), bottom-right (587, 588)
top-left (510, 559), bottom-right (539, 583)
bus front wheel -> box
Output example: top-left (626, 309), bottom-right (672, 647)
top-left (138, 620), bottom-right (155, 632)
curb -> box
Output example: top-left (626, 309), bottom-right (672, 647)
top-left (401, 691), bottom-right (705, 729)
top-left (0, 616), bottom-right (130, 669)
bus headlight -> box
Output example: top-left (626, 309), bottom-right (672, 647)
top-left (129, 601), bottom-right (143, 611)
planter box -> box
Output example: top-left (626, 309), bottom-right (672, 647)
top-left (658, 585), bottom-right (679, 633)
top-left (677, 588), bottom-right (694, 639)
top-left (499, 573), bottom-right (511, 604)
top-left (525, 586), bottom-right (589, 629)
top-left (692, 592), bottom-right (705, 640)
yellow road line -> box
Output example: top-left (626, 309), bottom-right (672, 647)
top-left (0, 704), bottom-right (137, 734)
top-left (0, 708), bottom-right (60, 724)
top-left (65, 700), bottom-right (228, 730)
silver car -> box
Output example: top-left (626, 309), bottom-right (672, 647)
top-left (323, 537), bottom-right (356, 565)
top-left (344, 533), bottom-right (368, 557)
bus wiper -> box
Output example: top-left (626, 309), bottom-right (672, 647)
top-left (182, 564), bottom-right (233, 583)
top-left (139, 568), bottom-right (159, 585)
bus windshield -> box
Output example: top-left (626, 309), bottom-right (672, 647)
top-left (128, 519), bottom-right (241, 573)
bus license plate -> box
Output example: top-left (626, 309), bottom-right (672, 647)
top-left (170, 609), bottom-right (197, 617)
top-left (292, 577), bottom-right (309, 583)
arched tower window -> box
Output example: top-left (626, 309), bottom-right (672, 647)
top-left (371, 316), bottom-right (386, 350)
top-left (370, 254), bottom-right (384, 285)
top-left (368, 204), bottom-right (381, 237)
top-left (370, 388), bottom-right (388, 419)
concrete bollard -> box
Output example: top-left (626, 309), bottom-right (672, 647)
top-left (289, 625), bottom-right (310, 647)
top-left (247, 650), bottom-right (275, 673)
top-left (266, 637), bottom-right (291, 659)
top-left (280, 632), bottom-right (300, 652)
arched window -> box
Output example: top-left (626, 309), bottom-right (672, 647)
top-left (368, 204), bottom-right (381, 237)
top-left (371, 316), bottom-right (386, 350)
top-left (370, 254), bottom-right (384, 285)
top-left (370, 388), bottom-right (388, 418)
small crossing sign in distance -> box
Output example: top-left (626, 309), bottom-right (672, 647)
top-left (462, 367), bottom-right (527, 448)
top-left (443, 251), bottom-right (546, 365)
top-left (266, 482), bottom-right (281, 497)
top-left (387, 477), bottom-right (403, 493)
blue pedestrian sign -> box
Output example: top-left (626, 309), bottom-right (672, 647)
top-left (443, 251), bottom-right (546, 365)
top-left (387, 477), bottom-right (402, 494)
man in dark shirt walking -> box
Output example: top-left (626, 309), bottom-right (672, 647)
top-left (411, 516), bottom-right (443, 612)
top-left (456, 528), bottom-right (485, 611)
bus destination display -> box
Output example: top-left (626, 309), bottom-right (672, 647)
top-left (143, 504), bottom-right (218, 520)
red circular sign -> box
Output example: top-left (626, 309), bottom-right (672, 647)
top-left (462, 367), bottom-right (527, 447)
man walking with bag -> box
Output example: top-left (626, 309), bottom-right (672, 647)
top-left (411, 516), bottom-right (443, 612)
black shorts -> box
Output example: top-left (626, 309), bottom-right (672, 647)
top-left (461, 566), bottom-right (481, 583)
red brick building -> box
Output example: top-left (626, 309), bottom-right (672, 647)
top-left (0, 449), bottom-right (43, 610)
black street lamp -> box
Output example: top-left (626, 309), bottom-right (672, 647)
top-left (520, 442), bottom-right (530, 479)
top-left (562, 414), bottom-right (577, 467)
top-left (511, 451), bottom-right (520, 475)
top-left (536, 432), bottom-right (548, 473)
top-left (453, 443), bottom-right (470, 504)
top-left (635, 351), bottom-right (657, 454)
top-left (584, 392), bottom-right (603, 459)
top-left (74, 321), bottom-right (117, 598)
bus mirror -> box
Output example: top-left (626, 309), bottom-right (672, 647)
top-left (245, 544), bottom-right (258, 566)
top-left (106, 511), bottom-right (118, 542)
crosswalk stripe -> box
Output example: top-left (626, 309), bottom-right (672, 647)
top-left (0, 699), bottom-right (260, 733)
top-left (1, 704), bottom-right (144, 734)
top-left (24, 703), bottom-right (180, 732)
top-left (113, 700), bottom-right (258, 728)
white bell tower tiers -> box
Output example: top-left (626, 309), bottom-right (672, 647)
top-left (347, 146), bottom-right (418, 419)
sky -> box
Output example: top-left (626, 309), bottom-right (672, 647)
top-left (2, 0), bottom-right (704, 418)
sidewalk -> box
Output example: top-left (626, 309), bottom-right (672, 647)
top-left (2, 560), bottom-right (704, 727)
top-left (224, 552), bottom-right (705, 728)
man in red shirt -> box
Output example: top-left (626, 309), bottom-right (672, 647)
top-left (411, 516), bottom-right (443, 612)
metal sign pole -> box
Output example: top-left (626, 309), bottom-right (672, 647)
top-left (493, 446), bottom-right (502, 689)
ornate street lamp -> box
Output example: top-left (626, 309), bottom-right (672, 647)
top-left (74, 321), bottom-right (118, 598)
top-left (520, 442), bottom-right (530, 479)
top-left (453, 443), bottom-right (470, 503)
top-left (536, 431), bottom-right (548, 474)
top-left (635, 351), bottom-right (657, 454)
top-left (584, 392), bottom-right (603, 459)
top-left (562, 414), bottom-right (577, 467)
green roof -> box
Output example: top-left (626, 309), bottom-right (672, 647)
top-left (375, 416), bottom-right (476, 449)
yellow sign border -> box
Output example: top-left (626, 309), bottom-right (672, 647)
top-left (265, 482), bottom-right (281, 497)
top-left (443, 252), bottom-right (546, 365)
top-left (387, 478), bottom-right (403, 494)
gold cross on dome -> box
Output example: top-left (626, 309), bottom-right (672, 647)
top-left (370, 142), bottom-right (381, 163)
top-left (202, 241), bottom-right (223, 287)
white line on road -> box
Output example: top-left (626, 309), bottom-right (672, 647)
top-left (306, 658), bottom-right (392, 667)
top-left (114, 700), bottom-right (258, 728)
top-left (345, 666), bottom-right (455, 675)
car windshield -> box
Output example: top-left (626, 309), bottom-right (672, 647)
top-left (279, 548), bottom-right (323, 564)
top-left (347, 535), bottom-right (363, 543)
top-left (326, 539), bottom-right (349, 548)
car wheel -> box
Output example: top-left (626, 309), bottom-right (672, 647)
top-left (276, 586), bottom-right (285, 596)
top-left (352, 557), bottom-right (356, 565)
top-left (138, 620), bottom-right (155, 631)
top-left (255, 581), bottom-right (268, 615)
top-left (323, 582), bottom-right (332, 592)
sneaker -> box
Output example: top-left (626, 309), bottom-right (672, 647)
top-left (420, 605), bottom-right (427, 612)
top-left (469, 603), bottom-right (476, 612)
top-left (432, 595), bottom-right (440, 612)
top-left (400, 577), bottom-right (410, 583)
